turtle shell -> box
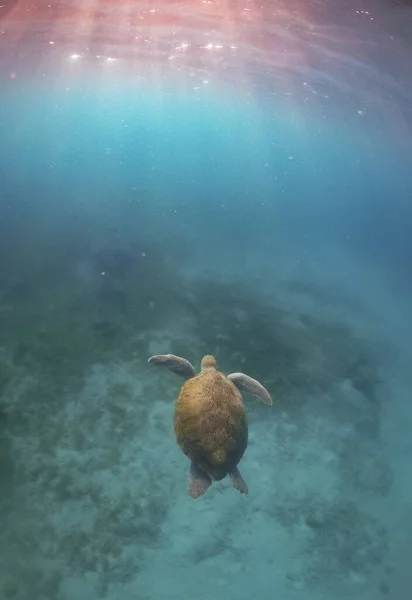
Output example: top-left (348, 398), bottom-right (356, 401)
top-left (173, 368), bottom-right (248, 480)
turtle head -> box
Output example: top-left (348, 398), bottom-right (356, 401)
top-left (201, 355), bottom-right (216, 371)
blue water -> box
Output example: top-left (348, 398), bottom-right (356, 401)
top-left (1, 1), bottom-right (412, 599)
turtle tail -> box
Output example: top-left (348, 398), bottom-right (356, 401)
top-left (207, 448), bottom-right (229, 481)
top-left (212, 448), bottom-right (227, 464)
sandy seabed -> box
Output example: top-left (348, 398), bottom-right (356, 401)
top-left (0, 227), bottom-right (411, 600)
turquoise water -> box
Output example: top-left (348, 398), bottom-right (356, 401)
top-left (1, 1), bottom-right (412, 599)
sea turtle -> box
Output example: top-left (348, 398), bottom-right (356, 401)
top-left (148, 353), bottom-right (272, 499)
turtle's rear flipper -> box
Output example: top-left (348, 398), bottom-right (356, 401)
top-left (230, 466), bottom-right (248, 495)
top-left (148, 354), bottom-right (196, 379)
top-left (188, 461), bottom-right (212, 499)
top-left (228, 373), bottom-right (273, 405)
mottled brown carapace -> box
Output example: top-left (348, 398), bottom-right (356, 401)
top-left (174, 365), bottom-right (247, 481)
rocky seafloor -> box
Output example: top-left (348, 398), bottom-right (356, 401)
top-left (0, 231), bottom-right (409, 600)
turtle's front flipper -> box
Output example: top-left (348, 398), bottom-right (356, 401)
top-left (227, 373), bottom-right (273, 405)
top-left (230, 466), bottom-right (248, 495)
top-left (188, 461), bottom-right (212, 499)
top-left (148, 354), bottom-right (196, 379)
